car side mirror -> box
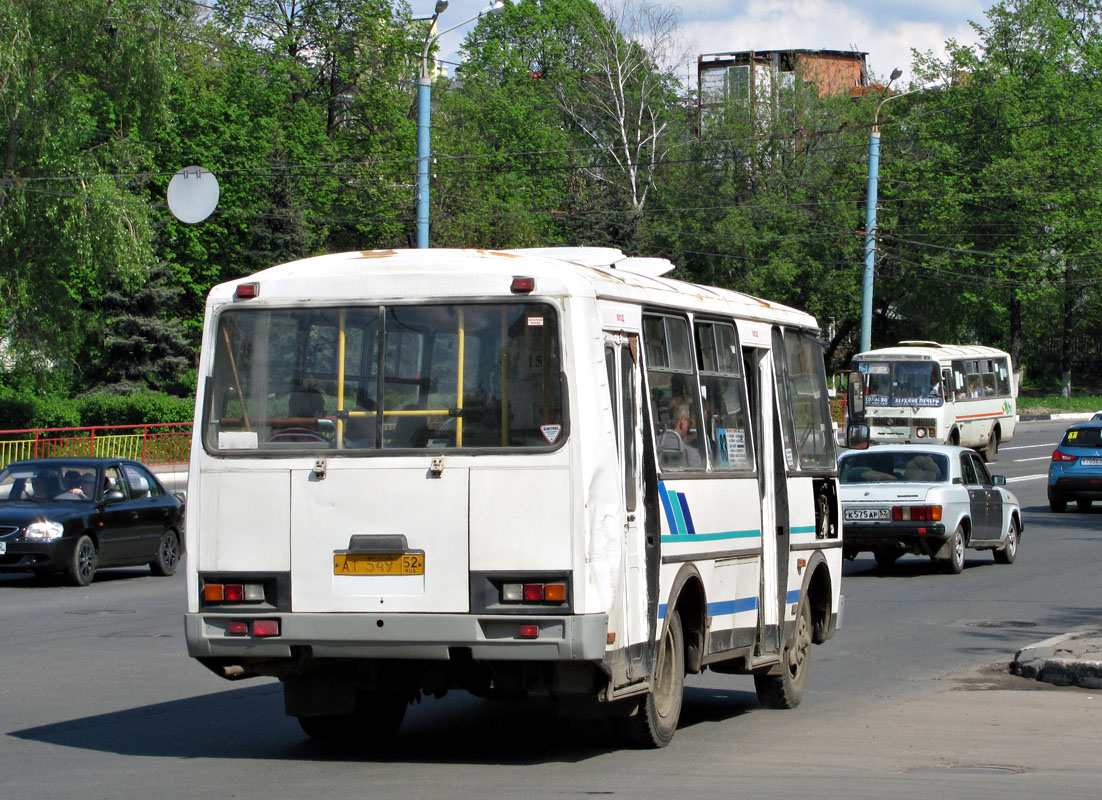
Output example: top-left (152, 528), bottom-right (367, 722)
top-left (104, 489), bottom-right (126, 503)
top-left (991, 475), bottom-right (1006, 486)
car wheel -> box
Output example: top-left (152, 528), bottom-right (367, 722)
top-left (874, 548), bottom-right (900, 570)
top-left (67, 535), bottom-right (98, 587)
top-left (150, 530), bottom-right (180, 577)
top-left (994, 517), bottom-right (1019, 565)
top-left (983, 430), bottom-right (999, 462)
top-left (297, 690), bottom-right (407, 744)
top-left (1049, 498), bottom-right (1067, 513)
top-left (1076, 499), bottom-right (1092, 512)
top-left (942, 525), bottom-right (965, 574)
top-left (755, 594), bottom-right (812, 709)
top-left (618, 609), bottom-right (685, 748)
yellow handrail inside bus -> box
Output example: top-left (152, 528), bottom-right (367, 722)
top-left (456, 307), bottom-right (465, 447)
top-left (336, 309), bottom-right (347, 447)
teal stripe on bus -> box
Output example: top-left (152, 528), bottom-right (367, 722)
top-left (790, 525), bottom-right (817, 535)
top-left (661, 529), bottom-right (761, 543)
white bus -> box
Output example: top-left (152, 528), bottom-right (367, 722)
top-left (184, 247), bottom-right (850, 748)
top-left (852, 341), bottom-right (1016, 460)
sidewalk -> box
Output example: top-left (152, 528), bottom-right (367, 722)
top-left (1012, 630), bottom-right (1102, 689)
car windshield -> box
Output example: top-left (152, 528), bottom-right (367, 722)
top-left (0, 464), bottom-right (100, 502)
top-left (1062, 427), bottom-right (1102, 448)
top-left (840, 451), bottom-right (948, 484)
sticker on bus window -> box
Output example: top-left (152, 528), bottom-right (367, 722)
top-left (527, 317), bottom-right (545, 327)
top-left (716, 428), bottom-right (749, 468)
top-left (541, 424), bottom-right (562, 444)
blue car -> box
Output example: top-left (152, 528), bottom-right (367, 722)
top-left (1048, 421), bottom-right (1102, 512)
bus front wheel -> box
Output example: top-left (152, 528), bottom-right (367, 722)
top-left (618, 610), bottom-right (685, 748)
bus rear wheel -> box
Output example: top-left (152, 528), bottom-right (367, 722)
top-left (618, 610), bottom-right (684, 748)
top-left (296, 691), bottom-right (407, 745)
top-left (754, 594), bottom-right (811, 709)
top-left (983, 429), bottom-right (999, 462)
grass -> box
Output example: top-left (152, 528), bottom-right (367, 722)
top-left (1016, 394), bottom-right (1102, 415)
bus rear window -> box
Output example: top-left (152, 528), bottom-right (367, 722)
top-left (205, 303), bottom-right (564, 452)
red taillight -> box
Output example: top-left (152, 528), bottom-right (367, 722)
top-left (226, 621), bottom-right (248, 636)
top-left (223, 584), bottom-right (245, 602)
top-left (892, 505), bottom-right (942, 521)
top-left (510, 276), bottom-right (535, 293)
top-left (516, 624), bottom-right (540, 639)
top-left (252, 619), bottom-right (280, 637)
top-left (523, 583), bottom-right (544, 601)
top-left (1052, 450), bottom-right (1078, 462)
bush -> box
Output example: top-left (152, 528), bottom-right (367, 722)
top-left (0, 390), bottom-right (80, 430)
top-left (77, 391), bottom-right (195, 426)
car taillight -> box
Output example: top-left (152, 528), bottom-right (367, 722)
top-left (1052, 450), bottom-right (1078, 462)
top-left (892, 505), bottom-right (942, 521)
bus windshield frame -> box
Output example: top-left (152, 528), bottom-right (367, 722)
top-left (203, 302), bottom-right (566, 454)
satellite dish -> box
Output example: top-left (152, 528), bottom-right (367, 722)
top-left (167, 166), bottom-right (219, 223)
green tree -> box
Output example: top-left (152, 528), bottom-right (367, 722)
top-left (0, 0), bottom-right (182, 388)
top-left (889, 0), bottom-right (1102, 390)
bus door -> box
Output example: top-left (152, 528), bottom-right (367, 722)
top-left (742, 342), bottom-right (788, 657)
top-left (604, 331), bottom-right (648, 668)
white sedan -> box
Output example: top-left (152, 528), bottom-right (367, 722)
top-left (838, 444), bottom-right (1022, 573)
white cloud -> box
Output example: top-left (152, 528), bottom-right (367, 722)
top-left (432, 0), bottom-right (991, 85)
top-left (683, 0), bottom-right (987, 85)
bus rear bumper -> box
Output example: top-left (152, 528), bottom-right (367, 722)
top-left (184, 611), bottom-right (609, 665)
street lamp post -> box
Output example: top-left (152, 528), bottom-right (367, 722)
top-left (416, 1), bottom-right (504, 248)
top-left (859, 73), bottom-right (947, 352)
top-left (859, 67), bottom-right (901, 353)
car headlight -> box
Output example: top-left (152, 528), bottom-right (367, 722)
top-left (23, 521), bottom-right (65, 541)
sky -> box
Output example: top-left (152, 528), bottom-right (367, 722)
top-left (431, 0), bottom-right (994, 87)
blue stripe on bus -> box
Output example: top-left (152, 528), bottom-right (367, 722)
top-left (659, 596), bottom-right (759, 619)
top-left (676, 492), bottom-right (696, 534)
top-left (666, 487), bottom-right (688, 534)
top-left (658, 483), bottom-right (677, 533)
top-left (790, 525), bottom-right (817, 535)
top-left (661, 529), bottom-right (760, 543)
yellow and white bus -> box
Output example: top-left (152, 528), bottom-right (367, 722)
top-left (852, 341), bottom-right (1016, 460)
top-left (184, 247), bottom-right (851, 748)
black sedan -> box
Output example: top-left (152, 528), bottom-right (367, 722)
top-left (0, 458), bottom-right (184, 586)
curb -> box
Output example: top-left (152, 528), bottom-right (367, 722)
top-left (1011, 630), bottom-right (1102, 689)
top-left (1017, 412), bottom-right (1096, 422)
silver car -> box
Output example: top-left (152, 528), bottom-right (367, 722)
top-left (838, 444), bottom-right (1022, 573)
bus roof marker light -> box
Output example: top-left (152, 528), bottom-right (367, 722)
top-left (510, 276), bottom-right (535, 293)
top-left (235, 282), bottom-right (259, 300)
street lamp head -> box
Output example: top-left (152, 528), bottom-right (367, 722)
top-left (484, 1), bottom-right (505, 14)
top-left (889, 67), bottom-right (903, 83)
top-left (435, 0), bottom-right (449, 14)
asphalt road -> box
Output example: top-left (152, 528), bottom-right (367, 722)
top-left (2, 419), bottom-right (1099, 799)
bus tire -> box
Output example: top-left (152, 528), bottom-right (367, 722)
top-left (754, 594), bottom-right (811, 709)
top-left (296, 691), bottom-right (406, 745)
top-left (983, 429), bottom-right (999, 462)
top-left (618, 610), bottom-right (684, 748)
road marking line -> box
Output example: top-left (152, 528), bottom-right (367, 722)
top-left (1006, 474), bottom-right (1047, 483)
top-left (1014, 456), bottom-right (1053, 462)
top-left (1001, 444), bottom-right (1054, 450)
